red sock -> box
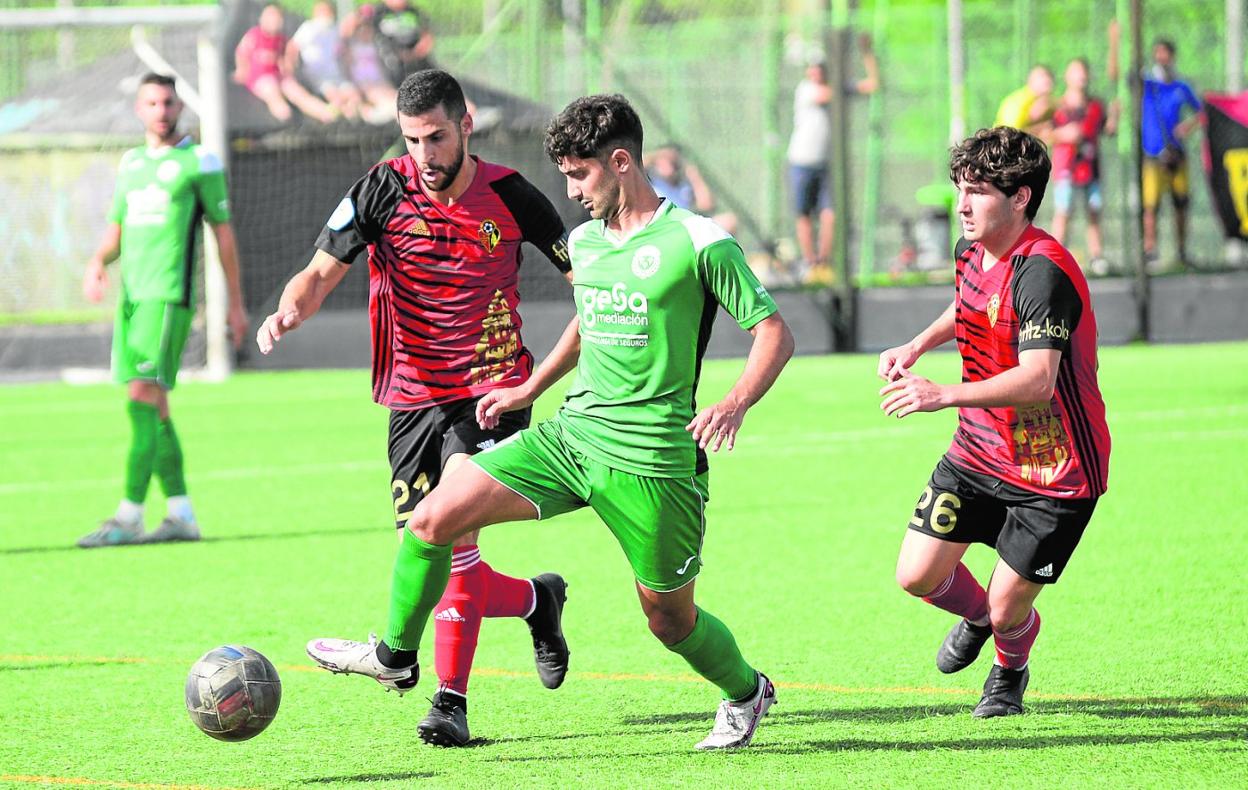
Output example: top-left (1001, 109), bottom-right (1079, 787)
top-left (993, 608), bottom-right (1041, 669)
top-left (433, 546), bottom-right (486, 696)
top-left (920, 563), bottom-right (989, 624)
top-left (432, 547), bottom-right (539, 696)
top-left (480, 560), bottom-right (536, 619)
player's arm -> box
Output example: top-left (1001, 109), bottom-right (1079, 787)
top-left (1174, 86), bottom-right (1203, 140)
top-left (209, 221), bottom-right (250, 348)
top-left (881, 254), bottom-right (1080, 418)
top-left (877, 299), bottom-right (956, 381)
top-left (477, 308), bottom-right (580, 429)
top-left (82, 222), bottom-right (122, 303)
top-left (256, 249), bottom-right (350, 354)
top-left (687, 312), bottom-right (794, 452)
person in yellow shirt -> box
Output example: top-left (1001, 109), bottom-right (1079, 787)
top-left (995, 65), bottom-right (1055, 135)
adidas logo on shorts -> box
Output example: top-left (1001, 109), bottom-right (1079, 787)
top-left (435, 607), bottom-right (466, 622)
top-left (1035, 564), bottom-right (1054, 578)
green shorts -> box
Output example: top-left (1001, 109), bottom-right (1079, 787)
top-left (471, 417), bottom-right (710, 592)
top-left (112, 298), bottom-right (194, 390)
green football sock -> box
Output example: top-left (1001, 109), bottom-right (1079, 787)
top-left (666, 607), bottom-right (759, 701)
top-left (156, 418), bottom-right (187, 497)
top-left (383, 532), bottom-right (453, 652)
top-left (124, 400), bottom-right (160, 504)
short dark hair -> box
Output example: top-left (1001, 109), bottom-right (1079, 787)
top-left (139, 72), bottom-right (177, 91)
top-left (949, 126), bottom-right (1051, 220)
top-left (397, 69), bottom-right (467, 120)
top-left (1154, 38), bottom-right (1176, 56)
top-left (544, 94), bottom-right (644, 164)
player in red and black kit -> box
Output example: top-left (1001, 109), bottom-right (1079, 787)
top-left (877, 126), bottom-right (1110, 717)
top-left (257, 69), bottom-right (573, 746)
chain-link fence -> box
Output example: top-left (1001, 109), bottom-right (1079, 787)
top-left (0, 0), bottom-right (1242, 366)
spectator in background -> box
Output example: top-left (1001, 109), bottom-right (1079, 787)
top-left (1141, 38), bottom-right (1202, 268)
top-left (786, 33), bottom-right (879, 282)
top-left (235, 4), bottom-right (337, 124)
top-left (1050, 24), bottom-right (1120, 275)
top-left (343, 11), bottom-right (399, 124)
top-left (287, 1), bottom-right (364, 121)
top-left (358, 0), bottom-right (435, 89)
top-left (646, 144), bottom-right (738, 235)
top-left (996, 65), bottom-right (1055, 135)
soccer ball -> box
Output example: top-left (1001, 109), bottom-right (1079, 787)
top-left (184, 645), bottom-right (282, 742)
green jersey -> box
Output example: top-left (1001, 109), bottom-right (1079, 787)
top-left (558, 201), bottom-right (778, 477)
top-left (107, 137), bottom-right (231, 304)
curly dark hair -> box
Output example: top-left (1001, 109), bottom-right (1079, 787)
top-left (397, 69), bottom-right (466, 121)
top-left (544, 94), bottom-right (643, 163)
top-left (949, 126), bottom-right (1051, 220)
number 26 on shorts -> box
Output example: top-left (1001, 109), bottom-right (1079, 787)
top-left (910, 486), bottom-right (962, 535)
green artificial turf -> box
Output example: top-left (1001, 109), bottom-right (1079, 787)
top-left (1, 344), bottom-right (1245, 788)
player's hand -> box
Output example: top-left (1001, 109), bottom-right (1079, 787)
top-left (476, 385), bottom-right (534, 430)
top-left (879, 369), bottom-right (947, 418)
top-left (228, 303), bottom-right (250, 350)
top-left (877, 342), bottom-right (920, 381)
top-left (82, 259), bottom-right (108, 303)
top-left (686, 397), bottom-right (747, 452)
top-left (255, 309), bottom-right (302, 355)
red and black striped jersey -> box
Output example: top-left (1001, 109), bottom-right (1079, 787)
top-left (947, 225), bottom-right (1111, 499)
top-left (316, 156), bottom-right (570, 410)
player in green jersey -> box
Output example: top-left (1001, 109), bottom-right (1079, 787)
top-left (77, 73), bottom-right (248, 548)
top-left (307, 94), bottom-right (795, 749)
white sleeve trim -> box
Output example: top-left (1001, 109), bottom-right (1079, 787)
top-left (680, 214), bottom-right (732, 254)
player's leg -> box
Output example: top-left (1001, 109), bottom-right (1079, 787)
top-left (143, 302), bottom-right (197, 543)
top-left (896, 457), bottom-right (1004, 674)
top-left (973, 492), bottom-right (1097, 717)
top-left (80, 301), bottom-right (166, 547)
top-left (790, 165), bottom-right (818, 271)
top-left (308, 420), bottom-right (584, 695)
top-left (1085, 181), bottom-right (1105, 266)
top-left (592, 467), bottom-right (773, 749)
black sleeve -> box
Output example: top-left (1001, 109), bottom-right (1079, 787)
top-left (1012, 255), bottom-right (1083, 353)
top-left (315, 164), bottom-right (405, 264)
top-left (954, 237), bottom-right (972, 259)
top-left (490, 172), bottom-right (571, 272)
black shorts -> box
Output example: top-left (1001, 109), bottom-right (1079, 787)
top-left (907, 455), bottom-right (1097, 584)
top-left (388, 397), bottom-right (531, 528)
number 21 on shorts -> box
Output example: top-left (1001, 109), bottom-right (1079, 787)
top-left (910, 486), bottom-right (962, 535)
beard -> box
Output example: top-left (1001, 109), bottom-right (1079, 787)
top-left (425, 142), bottom-right (466, 192)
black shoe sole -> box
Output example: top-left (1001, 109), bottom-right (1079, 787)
top-left (530, 573), bottom-right (569, 690)
top-left (417, 723), bottom-right (470, 747)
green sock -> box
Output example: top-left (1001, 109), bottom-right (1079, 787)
top-left (124, 400), bottom-right (160, 504)
top-left (156, 418), bottom-right (187, 497)
top-left (383, 532), bottom-right (453, 652)
top-left (666, 607), bottom-right (759, 701)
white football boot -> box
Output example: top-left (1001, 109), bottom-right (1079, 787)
top-left (306, 633), bottom-right (419, 694)
top-left (77, 518), bottom-right (144, 548)
top-left (141, 516), bottom-right (200, 543)
top-left (695, 672), bottom-right (777, 750)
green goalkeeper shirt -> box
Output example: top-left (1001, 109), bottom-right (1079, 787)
top-left (107, 137), bottom-right (231, 305)
top-left (557, 200), bottom-right (779, 478)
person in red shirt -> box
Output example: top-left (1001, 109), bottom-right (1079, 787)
top-left (1049, 23), bottom-right (1120, 273)
top-left (256, 70), bottom-right (573, 746)
top-left (877, 126), bottom-right (1110, 718)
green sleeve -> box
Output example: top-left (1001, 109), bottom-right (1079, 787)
top-left (194, 151), bottom-right (231, 224)
top-left (697, 238), bottom-right (778, 331)
top-left (107, 153), bottom-right (128, 223)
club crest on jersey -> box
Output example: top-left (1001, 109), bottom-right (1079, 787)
top-left (478, 219), bottom-right (501, 252)
top-left (987, 293), bottom-right (1001, 327)
top-left (156, 160), bottom-right (182, 183)
top-left (631, 245), bottom-right (662, 279)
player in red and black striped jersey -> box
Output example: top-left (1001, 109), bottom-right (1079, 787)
top-left (877, 127), bottom-right (1110, 718)
top-left (257, 70), bottom-right (573, 746)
